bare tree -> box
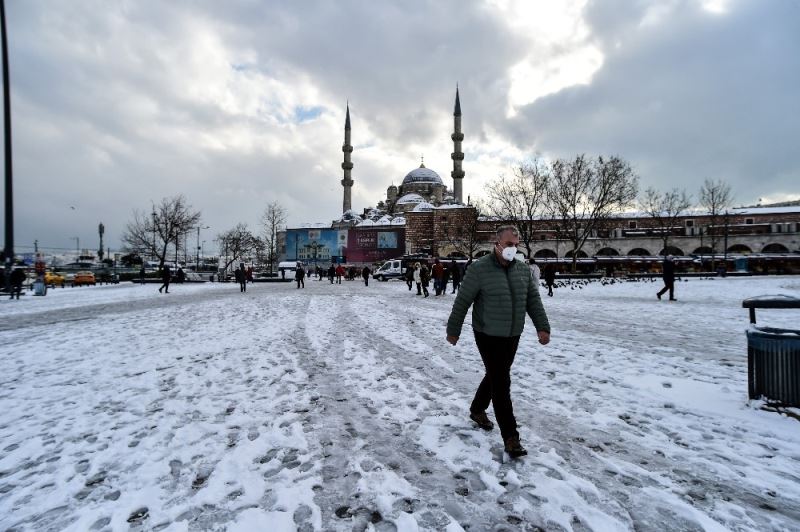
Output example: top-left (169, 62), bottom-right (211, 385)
top-left (484, 160), bottom-right (549, 258)
top-left (217, 223), bottom-right (258, 274)
top-left (546, 155), bottom-right (639, 272)
top-left (260, 201), bottom-right (287, 273)
top-left (639, 187), bottom-right (692, 256)
top-left (440, 203), bottom-right (485, 259)
top-left (121, 195), bottom-right (202, 269)
top-left (699, 179), bottom-right (733, 269)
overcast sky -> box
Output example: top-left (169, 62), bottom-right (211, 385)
top-left (2, 0), bottom-right (799, 253)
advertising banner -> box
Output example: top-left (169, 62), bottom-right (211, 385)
top-left (347, 228), bottom-right (405, 263)
top-left (284, 229), bottom-right (344, 265)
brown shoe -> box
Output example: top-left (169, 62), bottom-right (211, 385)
top-left (469, 411), bottom-right (494, 431)
top-left (504, 436), bottom-right (528, 458)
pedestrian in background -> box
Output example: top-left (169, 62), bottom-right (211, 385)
top-left (405, 264), bottom-right (415, 291)
top-left (446, 225), bottom-right (551, 458)
top-left (328, 264), bottom-right (335, 284)
top-left (657, 255), bottom-right (677, 301)
top-left (432, 259), bottom-right (445, 296)
top-left (139, 265), bottom-right (146, 285)
top-left (528, 258), bottom-right (540, 286)
top-left (335, 264), bottom-right (345, 284)
top-left (236, 265), bottom-right (247, 293)
top-left (361, 265), bottom-right (371, 286)
top-left (295, 262), bottom-right (305, 289)
top-left (419, 263), bottom-right (430, 298)
top-left (9, 268), bottom-right (26, 300)
top-left (450, 259), bottom-right (461, 293)
top-left (158, 264), bottom-right (171, 294)
top-left (543, 263), bottom-right (556, 297)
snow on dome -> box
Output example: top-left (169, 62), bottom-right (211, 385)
top-left (413, 202), bottom-right (435, 212)
top-left (391, 217), bottom-right (406, 226)
top-left (357, 218), bottom-right (375, 226)
top-left (376, 215), bottom-right (393, 225)
top-left (396, 193), bottom-right (425, 205)
top-left (339, 209), bottom-right (360, 221)
top-left (402, 166), bottom-right (443, 185)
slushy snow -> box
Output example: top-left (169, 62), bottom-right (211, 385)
top-left (1, 275), bottom-right (799, 531)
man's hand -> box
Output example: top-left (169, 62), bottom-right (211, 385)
top-left (447, 335), bottom-right (459, 345)
top-left (537, 331), bottom-right (550, 345)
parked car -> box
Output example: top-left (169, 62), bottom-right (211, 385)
top-left (72, 271), bottom-right (96, 286)
top-left (44, 271), bottom-right (65, 287)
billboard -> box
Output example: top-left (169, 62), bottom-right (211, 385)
top-left (284, 229), bottom-right (346, 264)
top-left (347, 228), bottom-right (405, 263)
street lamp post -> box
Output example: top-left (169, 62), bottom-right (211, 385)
top-left (1, 0), bottom-right (14, 291)
top-left (195, 225), bottom-right (209, 272)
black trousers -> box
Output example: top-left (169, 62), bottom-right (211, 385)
top-left (471, 331), bottom-right (521, 441)
top-left (657, 280), bottom-right (674, 299)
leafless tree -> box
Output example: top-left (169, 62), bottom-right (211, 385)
top-left (484, 160), bottom-right (549, 258)
top-left (639, 187), bottom-right (692, 256)
top-left (546, 155), bottom-right (639, 272)
top-left (440, 203), bottom-right (485, 259)
top-left (121, 195), bottom-right (202, 269)
top-left (217, 223), bottom-right (258, 274)
top-left (260, 201), bottom-right (287, 273)
top-left (699, 179), bottom-right (733, 269)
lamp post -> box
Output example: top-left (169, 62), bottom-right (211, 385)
top-left (196, 225), bottom-right (209, 272)
top-left (70, 236), bottom-right (79, 256)
top-left (151, 209), bottom-right (157, 266)
top-left (1, 0), bottom-right (14, 291)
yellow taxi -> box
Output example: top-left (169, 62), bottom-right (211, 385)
top-left (44, 271), bottom-right (65, 287)
top-left (72, 271), bottom-right (96, 287)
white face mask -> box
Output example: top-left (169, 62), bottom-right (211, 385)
top-left (498, 244), bottom-right (518, 262)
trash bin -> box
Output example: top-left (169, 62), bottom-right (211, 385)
top-left (33, 279), bottom-right (47, 296)
top-left (742, 296), bottom-right (800, 406)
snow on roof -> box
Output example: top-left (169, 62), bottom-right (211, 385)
top-left (357, 218), bottom-right (375, 226)
top-left (396, 193), bottom-right (425, 205)
top-left (413, 202), bottom-right (435, 212)
top-left (391, 217), bottom-right (406, 226)
top-left (375, 216), bottom-right (393, 225)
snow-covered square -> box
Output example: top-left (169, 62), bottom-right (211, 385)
top-left (1, 276), bottom-right (799, 531)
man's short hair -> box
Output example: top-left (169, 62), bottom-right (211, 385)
top-left (495, 225), bottom-right (519, 239)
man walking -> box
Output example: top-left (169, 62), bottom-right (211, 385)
top-left (543, 263), bottom-right (556, 297)
top-left (446, 225), bottom-right (551, 458)
top-left (361, 265), bottom-right (371, 286)
top-left (431, 259), bottom-right (445, 296)
top-left (449, 259), bottom-right (461, 293)
top-left (656, 255), bottom-right (677, 301)
top-left (295, 262), bottom-right (305, 289)
top-left (158, 264), bottom-right (171, 294)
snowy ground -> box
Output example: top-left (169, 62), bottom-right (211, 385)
top-left (1, 274), bottom-right (799, 532)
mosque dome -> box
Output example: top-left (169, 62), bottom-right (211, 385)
top-left (376, 215), bottom-right (393, 225)
top-left (396, 193), bottom-right (425, 205)
top-left (391, 216), bottom-right (406, 226)
top-left (413, 202), bottom-right (435, 212)
top-left (357, 218), bottom-right (375, 227)
top-left (402, 164), bottom-right (443, 186)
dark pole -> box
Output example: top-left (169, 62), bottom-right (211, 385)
top-left (1, 0), bottom-right (14, 290)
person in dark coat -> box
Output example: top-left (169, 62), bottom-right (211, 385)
top-left (9, 268), bottom-right (26, 300)
top-left (361, 265), bottom-right (371, 286)
top-left (176, 267), bottom-right (185, 284)
top-left (450, 260), bottom-right (461, 293)
top-left (158, 264), bottom-right (171, 293)
top-left (404, 264), bottom-right (415, 291)
top-left (431, 259), bottom-right (445, 296)
top-left (327, 264), bottom-right (336, 284)
top-left (236, 265), bottom-right (247, 292)
top-left (543, 263), bottom-right (556, 297)
top-left (139, 266), bottom-right (146, 285)
top-left (419, 263), bottom-right (431, 298)
top-left (295, 263), bottom-right (305, 289)
top-left (657, 255), bottom-right (677, 301)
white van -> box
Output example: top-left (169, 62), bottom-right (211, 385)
top-left (372, 259), bottom-right (406, 281)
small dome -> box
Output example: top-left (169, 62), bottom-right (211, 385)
top-left (413, 202), bottom-right (435, 212)
top-left (391, 217), bottom-right (406, 226)
top-left (402, 165), bottom-right (443, 186)
top-left (396, 193), bottom-right (425, 205)
top-left (357, 218), bottom-right (375, 226)
top-left (340, 209), bottom-right (360, 221)
top-left (376, 215), bottom-right (392, 225)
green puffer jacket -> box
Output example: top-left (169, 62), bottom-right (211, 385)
top-left (447, 253), bottom-right (550, 338)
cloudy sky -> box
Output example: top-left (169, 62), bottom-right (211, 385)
top-left (3, 0), bottom-right (799, 253)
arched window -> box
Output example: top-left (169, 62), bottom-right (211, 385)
top-left (761, 243), bottom-right (789, 253)
top-left (564, 249), bottom-right (588, 258)
top-left (627, 248), bottom-right (651, 256)
top-left (659, 246), bottom-right (684, 256)
top-left (692, 246), bottom-right (713, 254)
top-left (595, 247), bottom-right (620, 256)
top-left (727, 244), bottom-right (752, 254)
top-left (534, 249), bottom-right (557, 258)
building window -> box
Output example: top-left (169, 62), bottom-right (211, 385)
top-left (685, 219), bottom-right (694, 228)
top-left (745, 218), bottom-right (754, 225)
top-left (628, 221), bottom-right (637, 229)
top-left (440, 216), bottom-right (448, 222)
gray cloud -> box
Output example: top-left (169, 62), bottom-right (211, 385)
top-left (2, 0), bottom-right (797, 255)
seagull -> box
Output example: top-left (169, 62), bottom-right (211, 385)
top-left (70, 206), bottom-right (76, 210)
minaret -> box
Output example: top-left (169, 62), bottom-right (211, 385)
top-left (451, 86), bottom-right (465, 204)
top-left (341, 103), bottom-right (354, 212)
